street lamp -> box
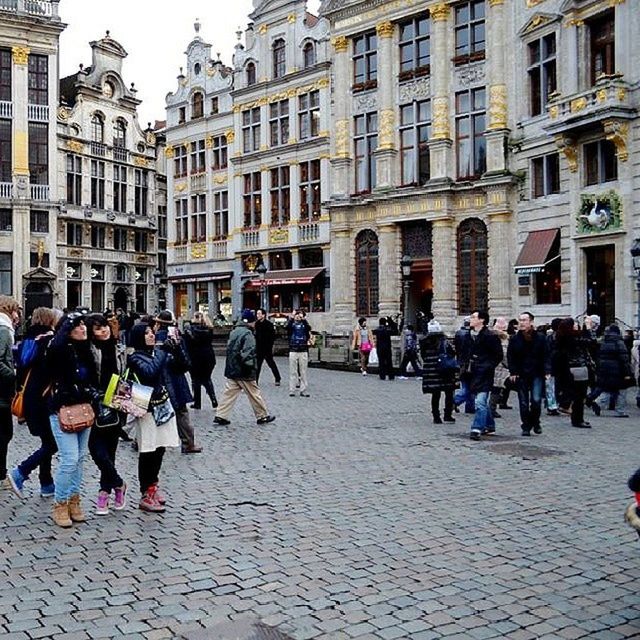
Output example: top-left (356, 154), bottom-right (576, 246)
top-left (631, 239), bottom-right (640, 334)
top-left (256, 262), bottom-right (268, 310)
top-left (400, 254), bottom-right (413, 329)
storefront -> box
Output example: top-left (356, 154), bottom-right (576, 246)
top-left (171, 273), bottom-right (233, 322)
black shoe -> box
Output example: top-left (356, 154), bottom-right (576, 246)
top-left (289, 392), bottom-right (296, 397)
top-left (433, 416), bottom-right (443, 424)
top-left (572, 422), bottom-right (592, 429)
top-left (521, 429), bottom-right (531, 436)
top-left (533, 425), bottom-right (542, 434)
top-left (443, 416), bottom-right (456, 423)
top-left (213, 417), bottom-right (230, 426)
top-left (190, 404), bottom-right (201, 410)
top-left (257, 415), bottom-right (276, 425)
top-left (119, 428), bottom-right (132, 442)
top-left (469, 430), bottom-right (481, 441)
top-left (300, 392), bottom-right (310, 397)
top-left (547, 409), bottom-right (560, 416)
top-left (182, 445), bottom-right (203, 454)
top-left (499, 404), bottom-right (513, 410)
top-left (592, 403), bottom-right (601, 416)
top-left (493, 411), bottom-right (502, 418)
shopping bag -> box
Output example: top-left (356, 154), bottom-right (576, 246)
top-left (104, 370), bottom-right (153, 418)
top-left (368, 347), bottom-right (379, 365)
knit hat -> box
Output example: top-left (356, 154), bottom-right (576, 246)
top-left (589, 314), bottom-right (601, 327)
top-left (427, 320), bottom-right (442, 333)
top-left (241, 309), bottom-right (256, 323)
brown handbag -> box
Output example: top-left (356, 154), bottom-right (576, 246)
top-left (58, 403), bottom-right (95, 433)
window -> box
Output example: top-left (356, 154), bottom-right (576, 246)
top-left (354, 113), bottom-right (378, 193)
top-left (269, 100), bottom-right (289, 147)
top-left (91, 225), bottom-right (106, 249)
top-left (91, 114), bottom-right (104, 142)
top-left (114, 228), bottom-right (128, 251)
top-left (178, 106), bottom-right (186, 124)
top-left (532, 153), bottom-right (560, 198)
top-left (134, 231), bottom-right (149, 253)
top-left (115, 264), bottom-right (127, 282)
top-left (175, 198), bottom-right (188, 244)
top-left (0, 49), bottom-right (11, 102)
top-left (299, 247), bottom-right (323, 268)
top-left (303, 42), bottom-right (316, 68)
top-left (135, 268), bottom-right (147, 312)
top-left (355, 229), bottom-right (379, 317)
top-left (246, 62), bottom-right (257, 86)
top-left (28, 123), bottom-right (48, 184)
top-left (30, 252), bottom-right (50, 268)
top-left (584, 139), bottom-right (617, 185)
top-left (157, 205), bottom-right (167, 240)
top-left (67, 222), bottom-right (83, 246)
top-left (211, 135), bottom-right (228, 170)
top-left (174, 145), bottom-right (187, 178)
top-left (590, 11), bottom-right (614, 85)
top-left (242, 107), bottom-right (261, 153)
top-left (270, 167), bottom-right (290, 227)
top-left (213, 191), bottom-right (229, 238)
top-left (243, 172), bottom-right (262, 228)
top-left (454, 0), bottom-right (485, 64)
top-left (113, 164), bottom-right (127, 213)
top-left (28, 54), bottom-right (48, 105)
top-left (273, 39), bottom-right (286, 79)
top-left (135, 169), bottom-right (148, 215)
top-left (30, 210), bottom-right (49, 233)
top-left (528, 34), bottom-right (556, 117)
top-left (113, 120), bottom-right (126, 148)
top-left (66, 155), bottom-right (82, 205)
top-left (0, 120), bottom-right (10, 182)
top-left (0, 252), bottom-right (11, 294)
top-left (353, 32), bottom-right (378, 89)
top-left (91, 266), bottom-right (105, 313)
top-left (0, 209), bottom-right (11, 231)
top-left (192, 91), bottom-right (204, 119)
top-left (399, 15), bottom-right (430, 79)
top-left (211, 97), bottom-right (219, 114)
top-left (299, 91), bottom-right (320, 140)
top-left (400, 100), bottom-right (431, 185)
top-left (455, 87), bottom-right (486, 179)
top-left (300, 160), bottom-right (321, 221)
top-left (190, 140), bottom-right (206, 174)
top-left (190, 193), bottom-right (206, 241)
top-left (457, 218), bottom-right (488, 314)
top-left (91, 160), bottom-right (105, 208)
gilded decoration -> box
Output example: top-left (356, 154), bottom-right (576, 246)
top-left (524, 15), bottom-right (551, 33)
top-left (570, 97), bottom-right (587, 112)
top-left (376, 22), bottom-right (394, 38)
top-left (13, 131), bottom-right (28, 175)
top-left (604, 119), bottom-right (629, 162)
top-left (378, 110), bottom-right (395, 150)
top-left (191, 243), bottom-right (207, 260)
top-left (488, 0), bottom-right (504, 6)
top-left (526, 0), bottom-right (545, 6)
top-left (205, 136), bottom-right (214, 149)
top-left (332, 36), bottom-right (348, 53)
top-left (549, 105), bottom-right (559, 119)
top-left (617, 88), bottom-right (626, 101)
top-left (146, 131), bottom-right (156, 145)
top-left (12, 46), bottom-right (29, 65)
top-left (488, 84), bottom-right (508, 130)
top-left (430, 3), bottom-right (450, 21)
top-left (213, 173), bottom-right (227, 185)
top-left (432, 97), bottom-right (450, 140)
top-left (225, 129), bottom-right (235, 143)
top-left (175, 182), bottom-right (187, 192)
top-left (133, 156), bottom-right (149, 168)
top-left (269, 227), bottom-right (289, 245)
top-left (334, 119), bottom-right (349, 158)
top-left (596, 89), bottom-right (607, 103)
top-left (66, 140), bottom-right (84, 153)
top-left (257, 24), bottom-right (268, 35)
top-left (233, 78), bottom-right (329, 113)
top-left (287, 13), bottom-right (296, 23)
top-left (554, 135), bottom-right (578, 173)
top-left (165, 146), bottom-right (175, 159)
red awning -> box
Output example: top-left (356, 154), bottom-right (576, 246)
top-left (248, 267), bottom-right (325, 287)
top-left (514, 229), bottom-right (560, 274)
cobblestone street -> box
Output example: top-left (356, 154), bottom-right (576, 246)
top-left (1, 362), bottom-right (640, 640)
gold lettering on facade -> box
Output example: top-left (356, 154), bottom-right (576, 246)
top-left (604, 119), bottom-right (629, 162)
top-left (430, 3), bottom-right (451, 21)
top-left (332, 36), bottom-right (349, 53)
top-left (488, 84), bottom-right (508, 130)
top-left (12, 46), bottom-right (29, 65)
top-left (376, 22), bottom-right (394, 38)
top-left (66, 140), bottom-right (84, 153)
top-left (270, 227), bottom-right (289, 244)
top-left (378, 110), bottom-right (395, 150)
top-left (432, 97), bottom-right (450, 140)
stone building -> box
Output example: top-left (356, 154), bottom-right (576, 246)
top-left (57, 33), bottom-right (159, 313)
top-left (0, 0), bottom-right (64, 315)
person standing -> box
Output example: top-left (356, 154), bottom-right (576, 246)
top-left (0, 296), bottom-right (19, 494)
top-left (398, 324), bottom-right (421, 379)
top-left (213, 310), bottom-right (276, 425)
top-left (255, 308), bottom-right (281, 386)
top-left (419, 321), bottom-right (456, 423)
top-left (373, 318), bottom-right (395, 381)
top-left (507, 312), bottom-right (548, 437)
top-left (489, 317), bottom-right (510, 419)
top-left (288, 309), bottom-right (312, 397)
top-left (184, 312), bottom-right (218, 409)
top-left (351, 317), bottom-right (374, 376)
top-left (453, 317), bottom-right (474, 412)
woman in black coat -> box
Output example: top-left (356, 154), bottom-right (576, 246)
top-left (420, 327), bottom-right (457, 424)
top-left (184, 312), bottom-right (218, 410)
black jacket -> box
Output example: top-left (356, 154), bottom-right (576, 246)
top-left (596, 331), bottom-right (632, 391)
top-left (420, 333), bottom-right (457, 394)
top-left (255, 318), bottom-right (276, 355)
top-left (184, 324), bottom-right (216, 379)
top-left (507, 330), bottom-right (548, 379)
top-left (373, 326), bottom-right (393, 355)
top-left (468, 328), bottom-right (503, 394)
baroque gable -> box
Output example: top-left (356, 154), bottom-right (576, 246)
top-left (518, 12), bottom-right (562, 37)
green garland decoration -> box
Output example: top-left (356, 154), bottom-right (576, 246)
top-left (577, 189), bottom-right (622, 234)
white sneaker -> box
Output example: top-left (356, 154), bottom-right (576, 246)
top-left (361, 370), bottom-right (367, 376)
top-left (398, 376), bottom-right (408, 380)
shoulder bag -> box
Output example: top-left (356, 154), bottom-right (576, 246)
top-left (58, 403), bottom-right (95, 433)
top-left (11, 369), bottom-right (31, 422)
top-left (436, 339), bottom-right (458, 373)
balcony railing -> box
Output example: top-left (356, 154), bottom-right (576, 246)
top-left (299, 221), bottom-right (320, 243)
top-left (173, 245), bottom-right (187, 262)
top-left (190, 173), bottom-right (206, 191)
top-left (0, 0), bottom-right (58, 18)
top-left (27, 103), bottom-right (49, 122)
top-left (113, 146), bottom-right (128, 163)
top-left (30, 184), bottom-right (49, 201)
top-left (90, 141), bottom-right (106, 157)
top-left (211, 239), bottom-right (228, 260)
top-left (0, 182), bottom-right (13, 199)
top-left (0, 101), bottom-right (12, 118)
top-left (242, 229), bottom-right (260, 248)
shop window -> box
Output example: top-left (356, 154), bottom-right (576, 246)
top-left (299, 248), bottom-right (323, 268)
top-left (535, 257), bottom-right (561, 305)
top-left (457, 218), bottom-right (488, 314)
top-left (355, 229), bottom-right (379, 317)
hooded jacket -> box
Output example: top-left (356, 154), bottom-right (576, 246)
top-left (224, 321), bottom-right (257, 380)
top-left (596, 326), bottom-right (632, 391)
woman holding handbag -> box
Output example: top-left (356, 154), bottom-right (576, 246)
top-left (351, 317), bottom-right (374, 376)
top-left (47, 313), bottom-right (100, 528)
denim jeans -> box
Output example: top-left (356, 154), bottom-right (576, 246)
top-left (471, 391), bottom-right (494, 432)
top-left (545, 376), bottom-right (558, 411)
top-left (17, 418), bottom-right (57, 486)
top-left (597, 390), bottom-right (628, 415)
top-left (454, 379), bottom-right (475, 413)
top-left (517, 376), bottom-right (544, 431)
top-left (49, 414), bottom-right (91, 502)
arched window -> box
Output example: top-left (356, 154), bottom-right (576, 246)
top-left (457, 218), bottom-right (488, 314)
top-left (303, 42), bottom-right (316, 68)
top-left (113, 119), bottom-right (126, 148)
top-left (246, 61), bottom-right (256, 86)
top-left (91, 114), bottom-right (104, 143)
top-left (191, 91), bottom-right (204, 119)
top-left (355, 229), bottom-right (379, 317)
top-left (272, 38), bottom-right (286, 78)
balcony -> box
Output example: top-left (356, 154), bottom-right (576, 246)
top-left (0, 101), bottom-right (12, 118)
top-left (0, 0), bottom-right (59, 18)
top-left (242, 229), bottom-right (260, 248)
top-left (299, 221), bottom-right (320, 243)
top-left (113, 146), bottom-right (128, 163)
top-left (90, 141), bottom-right (106, 157)
top-left (211, 239), bottom-right (228, 260)
top-left (0, 182), bottom-right (12, 199)
top-left (30, 184), bottom-right (49, 201)
top-left (27, 104), bottom-right (49, 122)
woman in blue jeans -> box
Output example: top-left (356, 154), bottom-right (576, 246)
top-left (47, 313), bottom-right (100, 528)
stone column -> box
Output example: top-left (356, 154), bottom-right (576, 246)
top-left (331, 228), bottom-right (353, 331)
top-left (428, 3), bottom-right (453, 183)
top-left (208, 281), bottom-right (219, 316)
top-left (374, 21), bottom-right (397, 191)
top-left (487, 211), bottom-right (514, 319)
top-left (187, 283), bottom-right (196, 316)
top-left (378, 224), bottom-right (400, 319)
top-left (330, 36), bottom-right (351, 200)
top-left (431, 218), bottom-right (457, 331)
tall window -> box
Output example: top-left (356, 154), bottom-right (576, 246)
top-left (243, 172), bottom-right (262, 228)
top-left (399, 15), bottom-right (430, 79)
top-left (211, 135), bottom-right (228, 170)
top-left (191, 91), bottom-right (204, 119)
top-left (134, 169), bottom-right (148, 215)
top-left (269, 100), bottom-right (289, 147)
top-left (114, 228), bottom-right (127, 251)
top-left (590, 11), bottom-right (615, 85)
top-left (175, 198), bottom-right (188, 244)
top-left (91, 160), bottom-right (105, 208)
top-left (300, 160), bottom-right (321, 221)
top-left (532, 153), bottom-right (560, 198)
top-left (28, 54), bottom-right (48, 104)
top-left (134, 231), bottom-right (148, 253)
top-left (0, 252), bottom-right (11, 295)
top-left (66, 222), bottom-right (83, 246)
top-left (213, 191), bottom-right (229, 238)
top-left (354, 113), bottom-right (378, 193)
top-left (0, 49), bottom-right (11, 102)
top-left (66, 155), bottom-right (82, 205)
top-left (190, 194), bottom-right (206, 241)
top-left (454, 0), bottom-right (485, 63)
top-left (91, 113), bottom-right (104, 142)
top-left (113, 164), bottom-right (127, 213)
top-left (190, 140), bottom-right (206, 174)
top-left (0, 209), bottom-right (11, 231)
top-left (28, 123), bottom-right (48, 184)
top-left (135, 268), bottom-right (147, 312)
top-left (456, 87), bottom-right (486, 179)
top-left (584, 139), bottom-right (617, 185)
top-left (273, 39), bottom-right (286, 79)
top-left (174, 145), bottom-right (187, 178)
top-left (158, 205), bottom-right (167, 240)
top-left (457, 218), bottom-right (488, 314)
top-left (299, 91), bottom-right (320, 140)
top-left (355, 230), bottom-right (379, 317)
top-left (30, 210), bottom-right (49, 233)
top-left (400, 100), bottom-right (431, 185)
top-left (242, 107), bottom-right (261, 153)
top-left (0, 120), bottom-right (11, 182)
top-left (303, 42), bottom-right (316, 68)
top-left (353, 32), bottom-right (378, 89)
top-left (178, 107), bottom-right (186, 124)
top-left (270, 166), bottom-right (290, 227)
top-left (528, 34), bottom-right (556, 117)
top-left (91, 225), bottom-right (106, 249)
top-left (211, 97), bottom-right (219, 114)
top-left (113, 120), bottom-right (126, 148)
top-left (246, 62), bottom-right (256, 86)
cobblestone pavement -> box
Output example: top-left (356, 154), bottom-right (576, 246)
top-left (2, 362), bottom-right (640, 640)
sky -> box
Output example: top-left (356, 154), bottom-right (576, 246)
top-left (59, 0), bottom-right (322, 126)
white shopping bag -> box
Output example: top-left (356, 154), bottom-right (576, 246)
top-left (368, 348), bottom-right (379, 365)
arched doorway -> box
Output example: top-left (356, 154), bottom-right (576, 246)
top-left (24, 282), bottom-right (53, 318)
top-left (114, 287), bottom-right (129, 312)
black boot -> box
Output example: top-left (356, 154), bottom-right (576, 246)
top-left (433, 414), bottom-right (443, 424)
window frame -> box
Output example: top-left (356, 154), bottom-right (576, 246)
top-left (113, 164), bottom-right (127, 213)
top-left (66, 154), bottom-right (82, 205)
top-left (0, 251), bottom-right (12, 295)
top-left (269, 99), bottom-right (290, 147)
top-left (190, 139), bottom-right (206, 174)
top-left (298, 91), bottom-right (320, 141)
top-left (0, 49), bottom-right (11, 102)
top-left (113, 227), bottom-right (128, 251)
top-left (175, 197), bottom-right (188, 245)
top-left (455, 87), bottom-right (486, 180)
top-left (400, 100), bottom-right (431, 186)
top-left (246, 62), bottom-right (257, 86)
top-left (584, 139), bottom-right (618, 186)
top-left (211, 135), bottom-right (228, 171)
top-left (30, 210), bottom-right (49, 233)
top-left (354, 112), bottom-right (378, 194)
top-left (589, 11), bottom-right (615, 85)
top-left (527, 32), bottom-right (557, 117)
top-left (531, 153), bottom-right (560, 198)
top-left (28, 122), bottom-right (48, 185)
top-left (66, 222), bottom-right (84, 247)
top-left (0, 119), bottom-right (10, 182)
top-left (399, 15), bottom-right (431, 81)
top-left (90, 225), bottom-right (106, 249)
top-left (299, 160), bottom-right (321, 221)
top-left (270, 166), bottom-right (290, 227)
top-left (28, 53), bottom-right (48, 105)
top-left (134, 168), bottom-right (149, 216)
top-left (303, 42), bottom-right (316, 68)
top-left (272, 38), bottom-right (286, 79)
top-left (91, 113), bottom-right (104, 143)
top-left (191, 91), bottom-right (204, 119)
top-left (454, 0), bottom-right (486, 65)
top-left (213, 190), bottom-right (229, 239)
top-left (174, 145), bottom-right (187, 178)
top-left (190, 193), bottom-right (207, 242)
top-left (353, 32), bottom-right (378, 91)
top-left (242, 107), bottom-right (261, 153)
top-left (91, 159), bottom-right (105, 209)
top-left (457, 218), bottom-right (488, 315)
top-left (243, 172), bottom-right (262, 229)
top-left (355, 229), bottom-right (379, 317)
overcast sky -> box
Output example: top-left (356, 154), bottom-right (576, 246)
top-left (59, 0), bottom-right (322, 126)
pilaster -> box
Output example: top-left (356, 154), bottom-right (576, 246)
top-left (331, 228), bottom-right (353, 331)
top-left (487, 210), bottom-right (514, 319)
top-left (431, 218), bottom-right (457, 331)
top-left (330, 36), bottom-right (352, 199)
top-left (378, 223), bottom-right (399, 318)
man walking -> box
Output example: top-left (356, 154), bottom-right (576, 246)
top-left (288, 310), bottom-right (312, 397)
top-left (214, 309), bottom-right (276, 426)
top-left (255, 308), bottom-right (281, 386)
top-left (507, 312), bottom-right (548, 436)
top-left (398, 324), bottom-right (421, 379)
top-left (373, 318), bottom-right (395, 381)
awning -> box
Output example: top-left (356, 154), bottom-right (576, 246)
top-left (248, 267), bottom-right (325, 287)
top-left (168, 272), bottom-right (233, 284)
top-left (514, 229), bottom-right (560, 274)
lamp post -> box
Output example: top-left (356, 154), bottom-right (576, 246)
top-left (631, 239), bottom-right (640, 335)
top-left (256, 262), bottom-right (268, 310)
top-left (152, 268), bottom-right (162, 312)
top-left (400, 254), bottom-right (413, 329)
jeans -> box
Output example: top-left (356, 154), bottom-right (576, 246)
top-left (139, 447), bottom-right (165, 494)
top-left (0, 406), bottom-right (13, 480)
top-left (471, 391), bottom-right (495, 432)
top-left (257, 353), bottom-right (281, 384)
top-left (545, 376), bottom-right (558, 411)
top-left (597, 389), bottom-right (628, 415)
top-left (89, 426), bottom-right (123, 493)
top-left (191, 376), bottom-right (217, 409)
top-left (49, 414), bottom-right (91, 502)
top-left (517, 376), bottom-right (544, 431)
top-left (454, 379), bottom-right (475, 413)
top-left (17, 417), bottom-right (57, 486)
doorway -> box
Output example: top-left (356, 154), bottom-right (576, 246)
top-left (585, 245), bottom-right (615, 325)
top-left (24, 282), bottom-right (53, 318)
top-left (114, 287), bottom-right (129, 312)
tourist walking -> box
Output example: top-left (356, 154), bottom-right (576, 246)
top-left (398, 324), bottom-right (421, 379)
top-left (489, 317), bottom-right (510, 419)
top-left (288, 309), bottom-right (312, 396)
top-left (351, 317), bottom-right (374, 376)
top-left (214, 310), bottom-right (276, 425)
top-left (453, 317), bottom-right (474, 412)
top-left (544, 319), bottom-right (561, 416)
top-left (419, 321), bottom-right (456, 423)
top-left (184, 312), bottom-right (218, 409)
top-left (373, 317), bottom-right (395, 381)
top-left (255, 308), bottom-right (281, 386)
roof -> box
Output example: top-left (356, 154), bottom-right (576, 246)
top-left (248, 267), bottom-right (325, 287)
top-left (514, 229), bottom-right (560, 274)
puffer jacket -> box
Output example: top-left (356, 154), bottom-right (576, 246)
top-left (224, 322), bottom-right (257, 380)
top-left (420, 333), bottom-right (457, 394)
top-left (596, 330), bottom-right (632, 391)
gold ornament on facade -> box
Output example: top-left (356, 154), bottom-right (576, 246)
top-left (269, 227), bottom-right (289, 245)
top-left (12, 46), bottom-right (29, 65)
top-left (225, 129), bottom-right (235, 143)
top-left (57, 106), bottom-right (70, 122)
top-left (617, 88), bottom-right (626, 101)
top-left (604, 119), bottom-right (629, 162)
top-left (564, 17), bottom-right (584, 27)
top-left (146, 131), bottom-right (156, 145)
top-left (525, 0), bottom-right (545, 6)
top-left (378, 110), bottom-right (395, 150)
top-left (596, 89), bottom-right (608, 103)
top-left (165, 146), bottom-right (175, 158)
top-left (213, 173), bottom-right (228, 185)
top-left (257, 24), bottom-right (268, 35)
top-left (524, 15), bottom-right (551, 33)
top-left (488, 0), bottom-right (504, 6)
top-left (432, 97), bottom-right (450, 140)
top-left (334, 119), bottom-right (350, 158)
top-left (287, 13), bottom-right (296, 23)
top-left (191, 243), bottom-right (207, 259)
top-left (570, 97), bottom-right (587, 113)
top-left (175, 182), bottom-right (187, 192)
top-left (554, 135), bottom-right (578, 173)
top-left (430, 3), bottom-right (451, 22)
top-left (488, 84), bottom-right (508, 130)
top-left (66, 140), bottom-right (84, 153)
top-left (205, 136), bottom-right (214, 149)
top-left (376, 22), bottom-right (394, 38)
top-left (548, 105), bottom-right (559, 119)
top-left (133, 156), bottom-right (149, 167)
top-left (332, 36), bottom-right (349, 53)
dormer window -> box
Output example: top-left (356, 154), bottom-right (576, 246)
top-left (303, 42), bottom-right (316, 68)
top-left (178, 107), bottom-right (186, 124)
top-left (113, 120), bottom-right (126, 149)
top-left (246, 62), bottom-right (257, 86)
top-left (191, 91), bottom-right (204, 119)
top-left (194, 62), bottom-right (201, 76)
top-left (273, 39), bottom-right (286, 79)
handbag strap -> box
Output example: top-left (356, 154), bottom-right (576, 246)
top-left (17, 368), bottom-right (32, 394)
